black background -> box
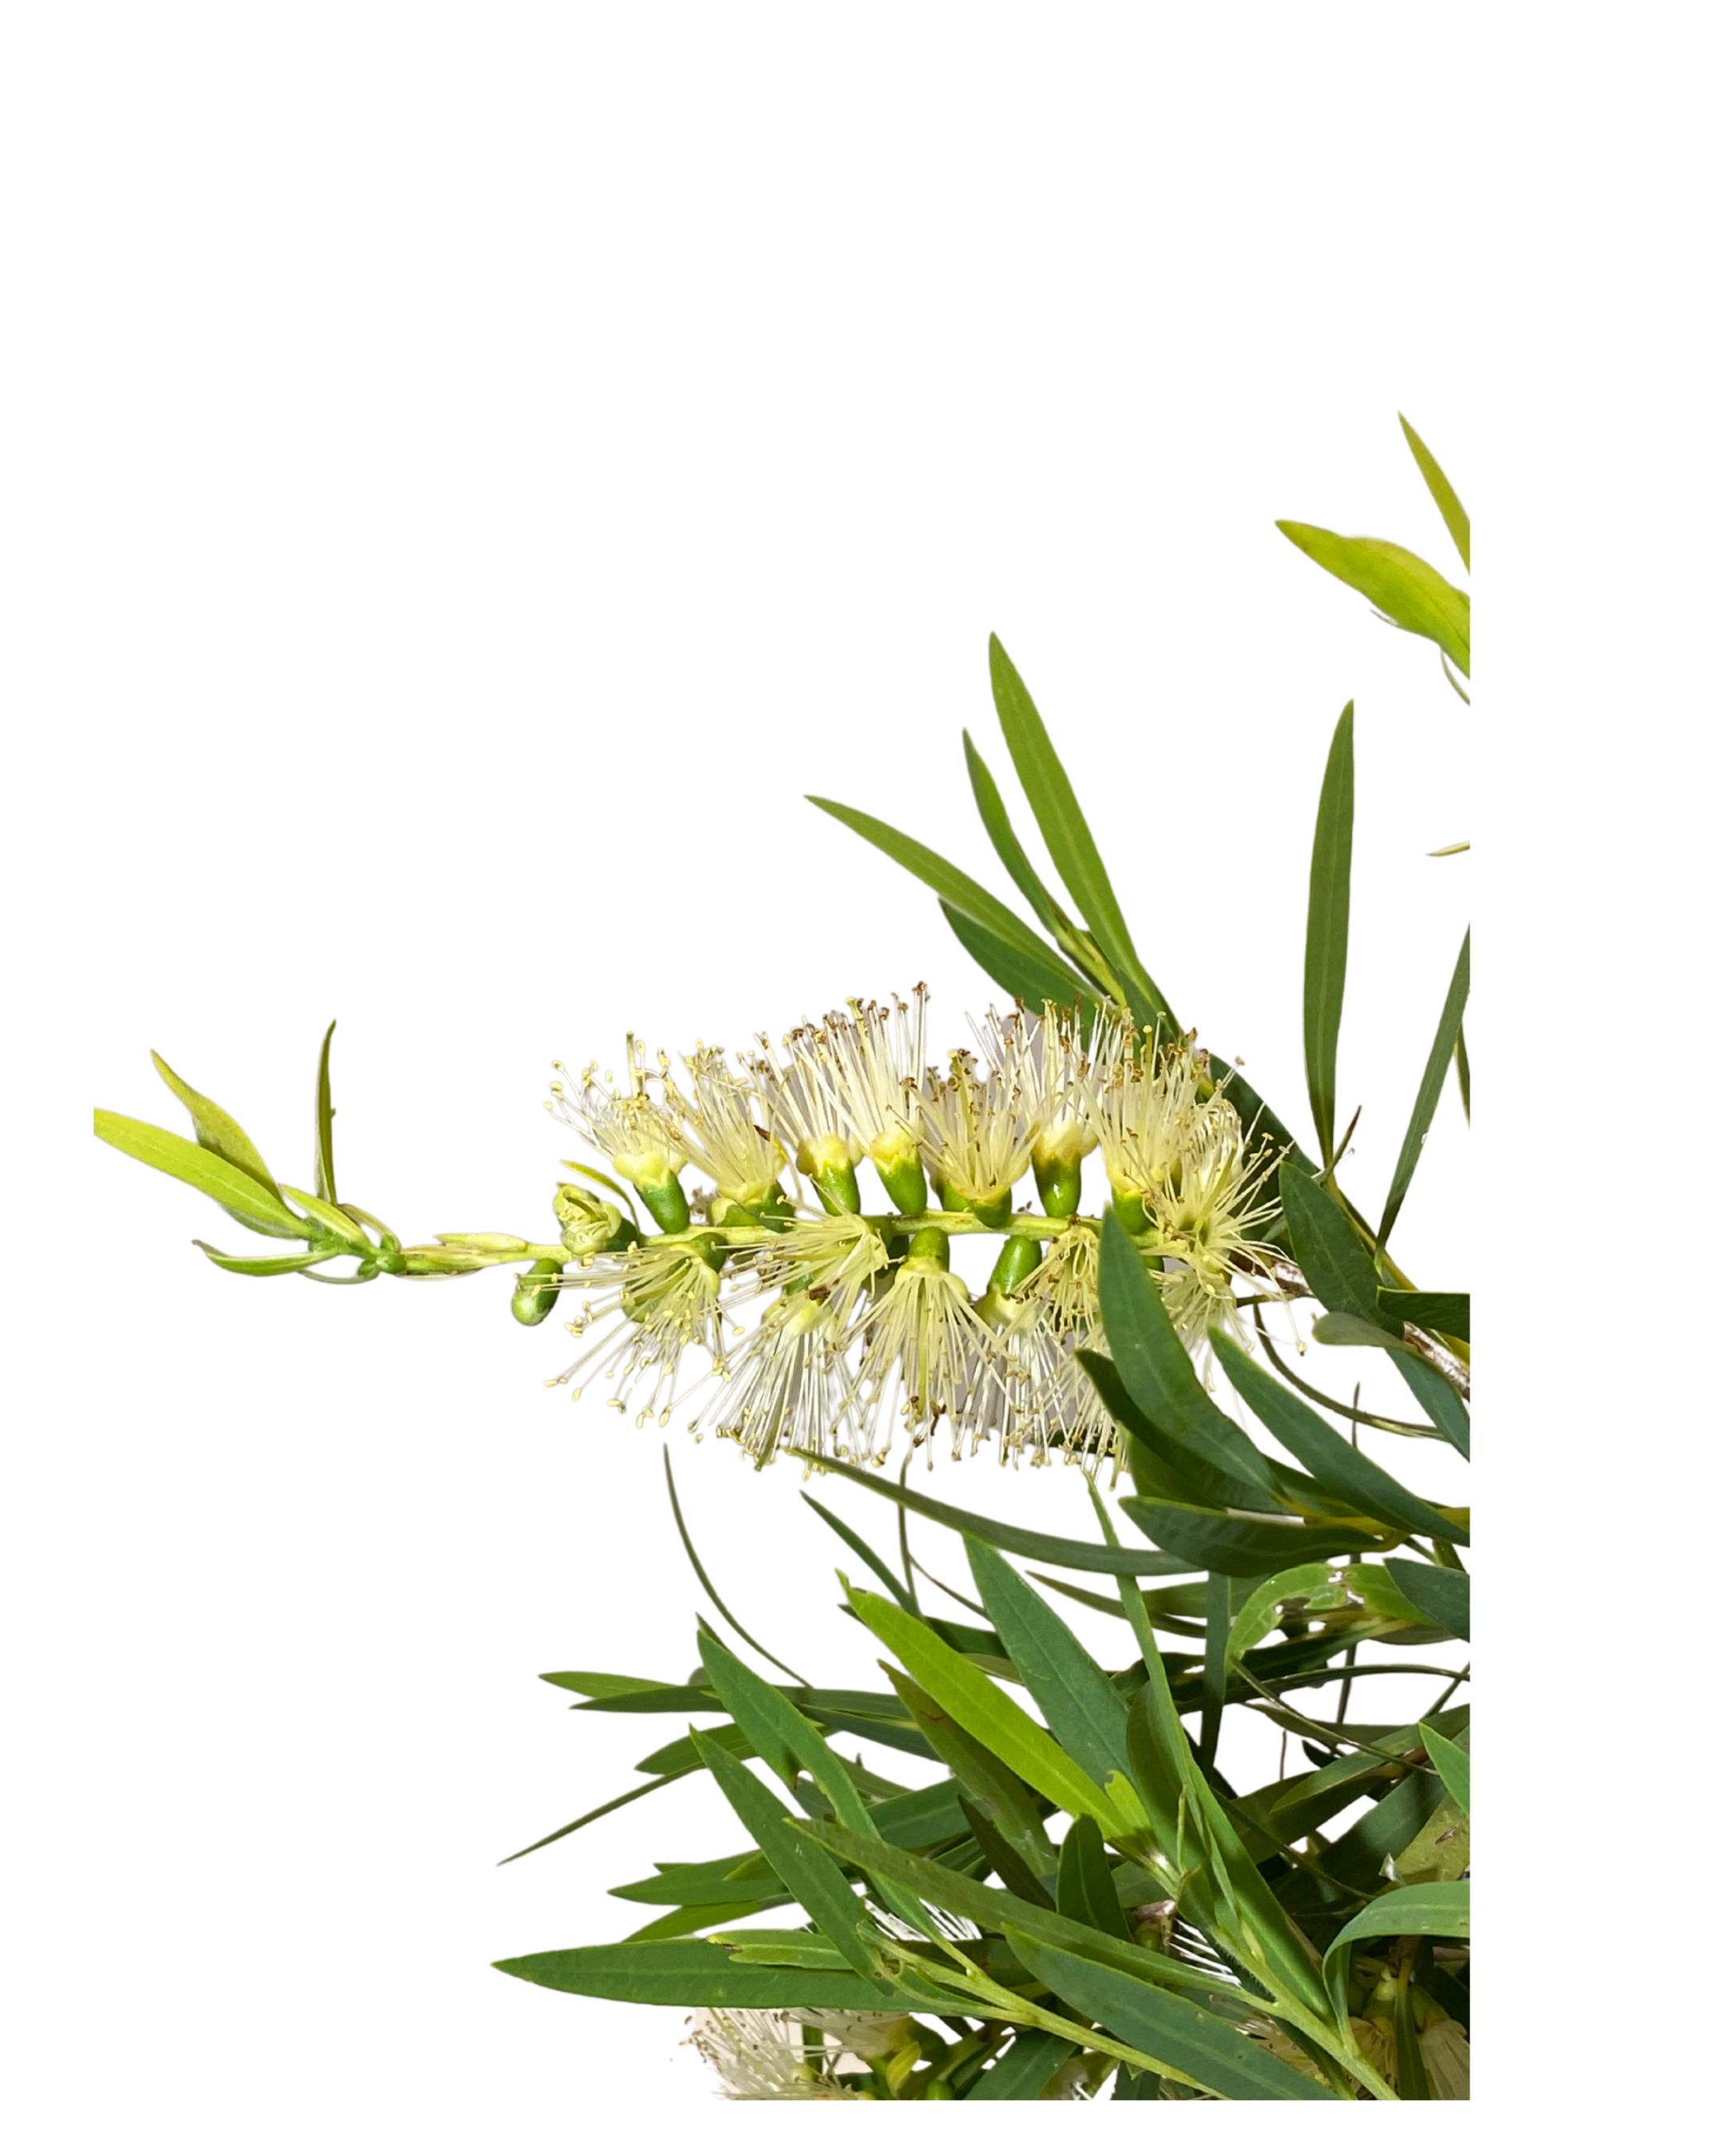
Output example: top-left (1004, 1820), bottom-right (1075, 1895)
top-left (97, 362), bottom-right (1466, 2095)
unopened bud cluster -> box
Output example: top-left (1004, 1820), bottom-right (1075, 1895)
top-left (512, 990), bottom-right (1280, 1471)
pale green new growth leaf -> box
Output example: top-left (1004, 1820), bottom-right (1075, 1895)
top-left (1277, 522), bottom-right (1470, 676)
top-left (94, 1110), bottom-right (307, 1240)
top-left (150, 1049), bottom-right (284, 1199)
top-left (313, 1021), bottom-right (338, 1202)
top-left (1399, 414), bottom-right (1470, 571)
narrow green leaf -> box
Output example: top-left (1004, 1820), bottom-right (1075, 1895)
top-left (691, 1730), bottom-right (887, 1984)
top-left (1454, 1018), bottom-right (1470, 1122)
top-left (799, 1493), bottom-right (915, 1611)
top-left (632, 1723), bottom-right (756, 1777)
top-left (1276, 523), bottom-right (1470, 676)
top-left (1095, 1211), bottom-right (1282, 1501)
top-left (1398, 414), bottom-right (1469, 572)
top-left (962, 728), bottom-right (1071, 939)
top-left (1121, 1497), bottom-right (1380, 1577)
top-left (807, 794), bottom-right (1076, 970)
top-left (958, 1793), bottom-right (1057, 1907)
top-left (1311, 1311), bottom-right (1417, 1353)
top-left (622, 1901), bottom-right (765, 1942)
top-left (664, 1448), bottom-right (807, 1685)
top-left (843, 1583), bottom-right (1126, 1831)
top-left (792, 1817), bottom-right (1229, 2002)
top-left (604, 1854), bottom-right (771, 1905)
top-left (885, 1670), bottom-right (1057, 1883)
top-left (1383, 1560), bottom-right (1470, 1641)
top-left (498, 1771), bottom-right (690, 1865)
top-left (558, 1685), bottom-right (719, 1714)
top-left (192, 1242), bottom-right (331, 1277)
top-left (1006, 1933), bottom-right (1340, 2102)
top-left (1280, 1166), bottom-right (1380, 1322)
top-left (1200, 1571), bottom-right (1231, 1766)
top-left (1211, 1331), bottom-right (1463, 1544)
top-left (965, 2028), bottom-right (1076, 2099)
top-left (938, 902), bottom-right (1094, 1021)
top-left (94, 1110), bottom-right (308, 1240)
top-left (540, 1670), bottom-right (684, 1699)
top-left (494, 1938), bottom-right (918, 2011)
top-left (1056, 1815), bottom-right (1132, 1942)
top-left (965, 1539), bottom-right (1134, 1797)
top-left (1320, 1881), bottom-right (1470, 2019)
top-left (313, 1021), bottom-right (338, 1203)
top-left (150, 1049), bottom-right (284, 1199)
top-left (791, 1453), bottom-right (1192, 1577)
top-left (1380, 930), bottom-right (1469, 1246)
top-left (987, 634), bottom-right (1174, 1028)
top-left (1417, 1722), bottom-right (1472, 1816)
top-left (1398, 1357), bottom-right (1471, 1459)
top-left (1303, 703), bottom-right (1354, 1170)
top-left (1378, 1290), bottom-right (1469, 1341)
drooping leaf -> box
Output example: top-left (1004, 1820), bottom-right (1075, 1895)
top-left (799, 1493), bottom-right (915, 1611)
top-left (192, 1242), bottom-right (331, 1277)
top-left (1303, 703), bottom-right (1354, 1170)
top-left (664, 1448), bottom-right (807, 1684)
top-left (1320, 1881), bottom-right (1470, 2019)
top-left (1380, 930), bottom-right (1469, 1246)
top-left (885, 1669), bottom-right (1057, 1885)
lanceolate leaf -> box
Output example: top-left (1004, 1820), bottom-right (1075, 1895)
top-left (938, 902), bottom-right (1096, 1024)
top-left (1418, 1722), bottom-right (1472, 1815)
top-left (150, 1049), bottom-right (284, 1200)
top-left (807, 794), bottom-right (1077, 973)
top-left (1384, 1560), bottom-right (1471, 1640)
top-left (843, 1582), bottom-right (1130, 1832)
top-left (313, 1021), bottom-right (338, 1202)
top-left (1380, 930), bottom-right (1470, 1247)
top-left (1095, 1211), bottom-right (1282, 1502)
top-left (789, 1453), bottom-right (1192, 1578)
top-left (1121, 1497), bottom-right (1382, 1576)
top-left (691, 1730), bottom-right (888, 1984)
top-left (1279, 1167), bottom-right (1380, 1322)
top-left (494, 1937), bottom-right (926, 2011)
top-left (1210, 1330), bottom-right (1463, 1544)
top-left (962, 728), bottom-right (1072, 938)
top-left (1399, 414), bottom-right (1470, 571)
top-left (1055, 1814), bottom-right (1133, 1942)
top-left (1320, 1881), bottom-right (1471, 2019)
top-left (986, 634), bottom-right (1175, 1029)
top-left (1378, 1290), bottom-right (1469, 1341)
top-left (1276, 523), bottom-right (1471, 676)
top-left (965, 2028), bottom-right (1076, 2100)
top-left (94, 1111), bottom-right (308, 1241)
top-left (1303, 703), bottom-right (1354, 1170)
top-left (1006, 1934), bottom-right (1341, 2102)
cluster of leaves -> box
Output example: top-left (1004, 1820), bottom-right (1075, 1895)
top-left (494, 422), bottom-right (1471, 2098)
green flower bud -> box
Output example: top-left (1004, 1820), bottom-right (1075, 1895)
top-left (1033, 1152), bottom-right (1083, 1218)
top-left (511, 1257), bottom-right (564, 1327)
